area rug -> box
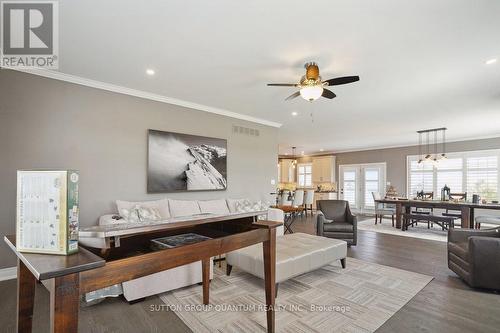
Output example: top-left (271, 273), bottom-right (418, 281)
top-left (357, 218), bottom-right (448, 242)
top-left (159, 258), bottom-right (433, 332)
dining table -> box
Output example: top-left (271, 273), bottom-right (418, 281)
top-left (375, 198), bottom-right (500, 230)
top-left (271, 205), bottom-right (303, 234)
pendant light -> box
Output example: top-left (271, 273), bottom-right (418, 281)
top-left (432, 130), bottom-right (439, 165)
top-left (291, 147), bottom-right (297, 168)
top-left (417, 128), bottom-right (448, 165)
top-left (424, 132), bottom-right (432, 162)
top-left (440, 129), bottom-right (447, 160)
top-left (418, 132), bottom-right (423, 164)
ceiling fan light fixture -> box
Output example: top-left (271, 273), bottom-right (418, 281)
top-left (300, 85), bottom-right (323, 101)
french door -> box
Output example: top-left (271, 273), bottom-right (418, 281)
top-left (339, 163), bottom-right (386, 213)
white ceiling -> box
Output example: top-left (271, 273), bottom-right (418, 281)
top-left (52, 0), bottom-right (500, 154)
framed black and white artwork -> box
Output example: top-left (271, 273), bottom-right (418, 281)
top-left (147, 129), bottom-right (227, 192)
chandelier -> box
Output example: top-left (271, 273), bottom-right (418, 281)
top-left (417, 128), bottom-right (447, 164)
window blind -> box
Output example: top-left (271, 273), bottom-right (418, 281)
top-left (466, 156), bottom-right (498, 200)
top-left (407, 150), bottom-right (500, 200)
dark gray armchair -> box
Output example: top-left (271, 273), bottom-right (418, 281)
top-left (316, 200), bottom-right (357, 246)
top-left (448, 227), bottom-right (500, 290)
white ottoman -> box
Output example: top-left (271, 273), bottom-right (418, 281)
top-left (226, 233), bottom-right (347, 296)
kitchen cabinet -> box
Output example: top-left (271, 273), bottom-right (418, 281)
top-left (313, 192), bottom-right (338, 209)
top-left (312, 156), bottom-right (336, 183)
top-left (279, 159), bottom-right (295, 183)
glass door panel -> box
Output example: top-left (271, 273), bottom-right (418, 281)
top-left (363, 168), bottom-right (381, 210)
top-left (339, 167), bottom-right (359, 209)
top-left (339, 163), bottom-right (386, 213)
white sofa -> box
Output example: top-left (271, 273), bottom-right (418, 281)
top-left (96, 197), bottom-right (277, 302)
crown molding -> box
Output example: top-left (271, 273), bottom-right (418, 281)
top-left (330, 134), bottom-right (500, 154)
top-left (11, 68), bottom-right (282, 128)
top-left (281, 133), bottom-right (500, 156)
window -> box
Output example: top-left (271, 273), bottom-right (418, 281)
top-left (408, 159), bottom-right (433, 196)
top-left (297, 164), bottom-right (312, 187)
top-left (436, 158), bottom-right (463, 193)
top-left (407, 150), bottom-right (500, 200)
top-left (467, 155), bottom-right (498, 201)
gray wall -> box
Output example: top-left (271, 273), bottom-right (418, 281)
top-left (335, 137), bottom-right (500, 195)
top-left (0, 70), bottom-right (278, 269)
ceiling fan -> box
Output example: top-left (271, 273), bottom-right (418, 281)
top-left (267, 62), bottom-right (359, 102)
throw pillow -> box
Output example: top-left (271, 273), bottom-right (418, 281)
top-left (137, 206), bottom-right (162, 222)
top-left (198, 199), bottom-right (230, 215)
top-left (116, 198), bottom-right (170, 220)
top-left (168, 199), bottom-right (201, 217)
top-left (235, 199), bottom-right (253, 213)
top-left (226, 198), bottom-right (247, 213)
top-left (119, 207), bottom-right (140, 223)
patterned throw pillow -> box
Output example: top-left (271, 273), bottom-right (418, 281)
top-left (119, 205), bottom-right (162, 223)
top-left (119, 207), bottom-right (140, 223)
top-left (235, 200), bottom-right (270, 213)
top-left (235, 199), bottom-right (252, 213)
top-left (136, 206), bottom-right (162, 222)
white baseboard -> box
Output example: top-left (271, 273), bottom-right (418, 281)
top-left (0, 266), bottom-right (17, 281)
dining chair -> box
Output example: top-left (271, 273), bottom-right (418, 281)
top-left (303, 190), bottom-right (315, 216)
top-left (372, 192), bottom-right (395, 226)
top-left (442, 193), bottom-right (467, 227)
top-left (475, 215), bottom-right (500, 229)
top-left (411, 192), bottom-right (434, 228)
top-left (292, 190), bottom-right (305, 215)
top-left (280, 190), bottom-right (292, 206)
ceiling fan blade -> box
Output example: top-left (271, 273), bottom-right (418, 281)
top-left (322, 89), bottom-right (336, 99)
top-left (267, 83), bottom-right (298, 87)
top-left (323, 76), bottom-right (360, 86)
top-left (285, 91), bottom-right (301, 101)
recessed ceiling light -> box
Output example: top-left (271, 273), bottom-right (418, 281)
top-left (320, 148), bottom-right (324, 152)
top-left (291, 111), bottom-right (298, 116)
top-left (485, 58), bottom-right (497, 65)
top-left (146, 69), bottom-right (155, 75)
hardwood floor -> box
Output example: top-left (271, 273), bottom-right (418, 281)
top-left (0, 213), bottom-right (498, 332)
top-left (296, 213), bottom-right (500, 333)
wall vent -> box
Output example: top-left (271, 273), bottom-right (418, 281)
top-left (232, 125), bottom-right (259, 137)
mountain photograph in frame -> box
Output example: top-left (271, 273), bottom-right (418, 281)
top-left (147, 129), bottom-right (227, 192)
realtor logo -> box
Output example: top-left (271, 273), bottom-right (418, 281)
top-left (1, 1), bottom-right (58, 68)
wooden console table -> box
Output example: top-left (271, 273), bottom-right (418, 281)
top-left (5, 211), bottom-right (282, 333)
top-left (375, 199), bottom-right (500, 230)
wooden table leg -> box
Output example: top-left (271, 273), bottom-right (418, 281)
top-left (201, 258), bottom-right (210, 305)
top-left (263, 228), bottom-right (276, 333)
top-left (283, 214), bottom-right (292, 234)
top-left (287, 213), bottom-right (296, 234)
top-left (395, 202), bottom-right (402, 229)
top-left (49, 273), bottom-right (79, 333)
top-left (17, 259), bottom-right (36, 333)
top-left (403, 205), bottom-right (411, 231)
top-left (469, 208), bottom-right (475, 229)
top-left (461, 207), bottom-right (471, 229)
